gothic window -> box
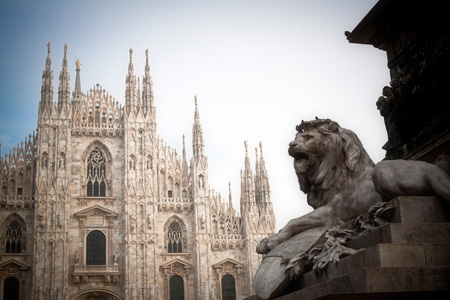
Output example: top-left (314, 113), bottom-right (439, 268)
top-left (147, 155), bottom-right (152, 170)
top-left (5, 219), bottom-right (23, 253)
top-left (167, 222), bottom-right (182, 253)
top-left (168, 177), bottom-right (173, 198)
top-left (86, 230), bottom-right (106, 265)
top-left (129, 156), bottom-right (135, 170)
top-left (3, 277), bottom-right (20, 300)
top-left (41, 152), bottom-right (48, 168)
top-left (169, 275), bottom-right (184, 300)
top-left (17, 172), bottom-right (23, 196)
top-left (198, 174), bottom-right (204, 189)
top-left (182, 189), bottom-right (187, 198)
top-left (9, 180), bottom-right (15, 198)
top-left (86, 150), bottom-right (106, 197)
top-left (175, 183), bottom-right (180, 198)
top-left (212, 220), bottom-right (218, 235)
top-left (59, 152), bottom-right (65, 169)
top-left (221, 274), bottom-right (236, 300)
top-left (2, 185), bottom-right (6, 196)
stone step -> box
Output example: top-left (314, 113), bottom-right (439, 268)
top-left (300, 243), bottom-right (450, 290)
top-left (277, 266), bottom-right (450, 300)
top-left (389, 196), bottom-right (450, 224)
top-left (348, 223), bottom-right (450, 250)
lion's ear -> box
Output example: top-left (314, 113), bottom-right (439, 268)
top-left (318, 122), bottom-right (339, 135)
top-left (328, 121), bottom-right (340, 133)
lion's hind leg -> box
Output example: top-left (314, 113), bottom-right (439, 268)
top-left (427, 164), bottom-right (450, 202)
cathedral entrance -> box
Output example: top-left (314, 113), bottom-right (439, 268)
top-left (169, 275), bottom-right (184, 300)
top-left (70, 290), bottom-right (122, 300)
top-left (221, 274), bottom-right (236, 300)
top-left (3, 277), bottom-right (20, 300)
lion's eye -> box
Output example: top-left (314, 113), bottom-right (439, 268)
top-left (303, 134), bottom-right (313, 140)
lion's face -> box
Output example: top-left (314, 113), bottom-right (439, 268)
top-left (288, 128), bottom-right (327, 194)
top-left (289, 130), bottom-right (322, 174)
top-left (289, 119), bottom-right (374, 206)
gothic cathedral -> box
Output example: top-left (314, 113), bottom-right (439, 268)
top-left (0, 43), bottom-right (276, 300)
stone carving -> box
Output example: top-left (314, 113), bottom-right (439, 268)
top-left (284, 201), bottom-right (394, 279)
top-left (75, 250), bottom-right (80, 265)
top-left (254, 118), bottom-right (450, 299)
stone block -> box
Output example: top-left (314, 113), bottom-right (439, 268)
top-left (278, 267), bottom-right (450, 299)
top-left (389, 197), bottom-right (450, 224)
top-left (423, 244), bottom-right (450, 266)
top-left (349, 223), bottom-right (450, 250)
top-left (300, 243), bottom-right (428, 289)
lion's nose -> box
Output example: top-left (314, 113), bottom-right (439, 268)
top-left (289, 141), bottom-right (297, 148)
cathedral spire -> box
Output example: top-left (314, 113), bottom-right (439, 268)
top-left (136, 76), bottom-right (141, 113)
top-left (241, 140), bottom-right (255, 205)
top-left (192, 95), bottom-right (204, 160)
top-left (142, 49), bottom-right (154, 117)
top-left (40, 42), bottom-right (54, 110)
top-left (244, 141), bottom-right (250, 170)
top-left (72, 58), bottom-right (82, 103)
top-left (58, 43), bottom-right (70, 110)
top-left (125, 48), bottom-right (137, 115)
top-left (229, 182), bottom-right (233, 208)
top-left (182, 134), bottom-right (187, 161)
top-left (258, 141), bottom-right (272, 203)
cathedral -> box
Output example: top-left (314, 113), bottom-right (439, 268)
top-left (0, 43), bottom-right (276, 300)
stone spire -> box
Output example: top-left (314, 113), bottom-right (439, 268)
top-left (192, 95), bottom-right (204, 160)
top-left (58, 44), bottom-right (70, 111)
top-left (241, 141), bottom-right (255, 205)
top-left (182, 135), bottom-right (189, 181)
top-left (142, 49), bottom-right (155, 117)
top-left (257, 142), bottom-right (271, 203)
top-left (228, 182), bottom-right (233, 208)
top-left (72, 58), bottom-right (82, 103)
top-left (125, 48), bottom-right (137, 114)
top-left (40, 42), bottom-right (54, 110)
top-left (136, 76), bottom-right (141, 114)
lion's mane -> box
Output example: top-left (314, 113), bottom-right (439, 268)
top-left (291, 118), bottom-right (374, 209)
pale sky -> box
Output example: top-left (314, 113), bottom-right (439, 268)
top-left (0, 0), bottom-right (390, 230)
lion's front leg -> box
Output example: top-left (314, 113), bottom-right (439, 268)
top-left (256, 205), bottom-right (334, 254)
top-left (256, 233), bottom-right (285, 254)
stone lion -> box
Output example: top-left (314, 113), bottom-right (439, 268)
top-left (253, 118), bottom-right (450, 299)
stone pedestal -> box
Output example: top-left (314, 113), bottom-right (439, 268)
top-left (264, 196), bottom-right (450, 299)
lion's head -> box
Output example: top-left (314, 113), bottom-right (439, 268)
top-left (289, 118), bottom-right (374, 208)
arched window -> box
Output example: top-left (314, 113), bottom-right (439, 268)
top-left (167, 222), bottom-right (182, 253)
top-left (86, 230), bottom-right (106, 265)
top-left (3, 277), bottom-right (20, 300)
top-left (221, 274), bottom-right (236, 300)
top-left (168, 177), bottom-right (173, 198)
top-left (169, 275), bottom-right (184, 300)
top-left (5, 219), bottom-right (23, 253)
top-left (86, 150), bottom-right (106, 197)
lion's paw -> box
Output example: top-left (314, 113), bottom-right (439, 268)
top-left (256, 235), bottom-right (281, 254)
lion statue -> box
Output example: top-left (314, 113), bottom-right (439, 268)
top-left (253, 118), bottom-right (450, 299)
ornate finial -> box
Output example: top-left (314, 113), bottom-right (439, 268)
top-left (75, 58), bottom-right (81, 70)
top-left (64, 43), bottom-right (67, 54)
top-left (194, 94), bottom-right (198, 106)
top-left (129, 48), bottom-right (133, 58)
top-left (259, 141), bottom-right (263, 156)
top-left (145, 49), bottom-right (149, 60)
top-left (47, 42), bottom-right (51, 54)
top-left (244, 141), bottom-right (248, 153)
